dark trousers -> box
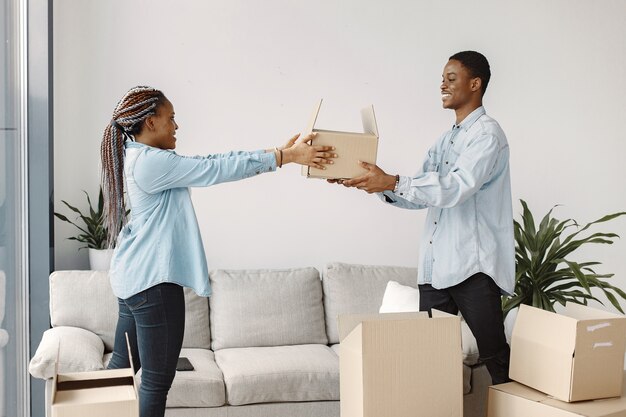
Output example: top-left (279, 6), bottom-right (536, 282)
top-left (419, 272), bottom-right (511, 384)
top-left (108, 283), bottom-right (185, 417)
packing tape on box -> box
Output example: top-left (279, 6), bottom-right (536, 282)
top-left (587, 322), bottom-right (611, 332)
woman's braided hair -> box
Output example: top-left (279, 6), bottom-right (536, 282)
top-left (100, 86), bottom-right (166, 247)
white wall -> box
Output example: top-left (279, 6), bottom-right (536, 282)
top-left (54, 0), bottom-right (626, 313)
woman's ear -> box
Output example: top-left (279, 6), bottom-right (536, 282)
top-left (143, 115), bottom-right (155, 131)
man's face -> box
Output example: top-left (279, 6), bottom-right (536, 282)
top-left (440, 59), bottom-right (478, 110)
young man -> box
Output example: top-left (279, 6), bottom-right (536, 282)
top-left (337, 51), bottom-right (514, 384)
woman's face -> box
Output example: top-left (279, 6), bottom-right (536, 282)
top-left (148, 99), bottom-right (178, 149)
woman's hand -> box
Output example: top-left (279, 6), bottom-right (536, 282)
top-left (281, 133), bottom-right (337, 169)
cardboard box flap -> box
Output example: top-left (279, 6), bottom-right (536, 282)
top-left (564, 302), bottom-right (624, 321)
top-left (124, 332), bottom-right (139, 393)
top-left (431, 309), bottom-right (459, 319)
top-left (513, 305), bottom-right (578, 354)
top-left (360, 105), bottom-right (378, 137)
top-left (338, 312), bottom-right (427, 342)
top-left (55, 385), bottom-right (137, 406)
top-left (304, 99), bottom-right (323, 136)
top-left (301, 99), bottom-right (323, 177)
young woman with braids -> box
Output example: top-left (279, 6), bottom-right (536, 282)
top-left (100, 86), bottom-right (335, 417)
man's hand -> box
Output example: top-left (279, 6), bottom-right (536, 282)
top-left (331, 161), bottom-right (396, 194)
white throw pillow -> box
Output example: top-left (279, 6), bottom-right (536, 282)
top-left (28, 326), bottom-right (105, 380)
top-left (379, 280), bottom-right (420, 313)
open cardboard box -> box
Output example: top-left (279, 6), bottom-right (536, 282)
top-left (510, 303), bottom-right (626, 402)
top-left (51, 334), bottom-right (138, 417)
top-left (338, 311), bottom-right (463, 417)
top-left (488, 371), bottom-right (626, 417)
top-left (301, 99), bottom-right (379, 179)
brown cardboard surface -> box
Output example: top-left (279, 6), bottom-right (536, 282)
top-left (338, 311), bottom-right (428, 342)
top-left (339, 311), bottom-right (463, 417)
top-left (51, 334), bottom-right (138, 417)
top-left (488, 373), bottom-right (626, 417)
top-left (510, 304), bottom-right (626, 402)
top-left (301, 99), bottom-right (379, 179)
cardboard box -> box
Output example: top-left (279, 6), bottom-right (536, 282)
top-left (338, 311), bottom-right (463, 417)
top-left (301, 99), bottom-right (378, 179)
top-left (51, 336), bottom-right (138, 417)
top-left (488, 372), bottom-right (626, 417)
top-left (510, 303), bottom-right (626, 402)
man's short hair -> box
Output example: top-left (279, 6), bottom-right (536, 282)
top-left (449, 51), bottom-right (491, 96)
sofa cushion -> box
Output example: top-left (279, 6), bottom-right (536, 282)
top-left (322, 262), bottom-right (417, 344)
top-left (29, 326), bottom-right (105, 379)
top-left (209, 268), bottom-right (327, 350)
top-left (182, 288), bottom-right (211, 349)
top-left (215, 344), bottom-right (339, 405)
top-left (49, 271), bottom-right (210, 351)
top-left (50, 271), bottom-right (118, 350)
top-left (135, 348), bottom-right (225, 407)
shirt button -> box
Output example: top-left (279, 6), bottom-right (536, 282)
top-left (434, 221), bottom-right (437, 225)
top-left (429, 241), bottom-right (432, 244)
top-left (256, 170), bottom-right (260, 174)
top-left (445, 161), bottom-right (449, 164)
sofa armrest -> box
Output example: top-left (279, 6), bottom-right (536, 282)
top-left (0, 328), bottom-right (9, 348)
top-left (29, 326), bottom-right (105, 380)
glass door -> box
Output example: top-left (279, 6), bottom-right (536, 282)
top-left (1, 0), bottom-right (30, 416)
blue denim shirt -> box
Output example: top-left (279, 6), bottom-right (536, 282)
top-left (379, 107), bottom-right (515, 294)
top-left (109, 141), bottom-right (276, 299)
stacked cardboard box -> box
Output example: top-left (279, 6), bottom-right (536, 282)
top-left (488, 303), bottom-right (626, 417)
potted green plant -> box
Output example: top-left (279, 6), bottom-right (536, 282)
top-left (54, 188), bottom-right (121, 270)
top-left (502, 199), bottom-right (626, 318)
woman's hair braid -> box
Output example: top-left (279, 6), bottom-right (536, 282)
top-left (100, 86), bottom-right (165, 247)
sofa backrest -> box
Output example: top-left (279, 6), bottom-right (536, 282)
top-left (208, 267), bottom-right (328, 350)
top-left (49, 270), bottom-right (210, 351)
top-left (322, 262), bottom-right (418, 344)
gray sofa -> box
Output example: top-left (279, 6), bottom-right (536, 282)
top-left (29, 262), bottom-right (493, 417)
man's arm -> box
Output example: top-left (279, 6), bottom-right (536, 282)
top-left (332, 162), bottom-right (427, 210)
top-left (342, 133), bottom-right (502, 209)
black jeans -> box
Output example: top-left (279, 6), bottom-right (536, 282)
top-left (419, 272), bottom-right (511, 384)
top-left (108, 283), bottom-right (186, 417)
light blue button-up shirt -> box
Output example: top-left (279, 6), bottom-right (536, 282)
top-left (380, 106), bottom-right (515, 295)
top-left (109, 141), bottom-right (276, 300)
